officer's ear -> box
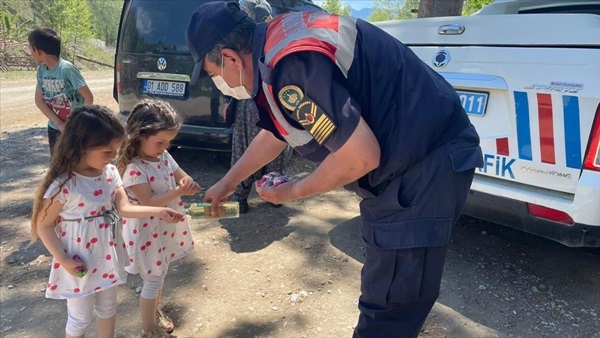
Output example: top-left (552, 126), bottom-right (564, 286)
top-left (221, 48), bottom-right (244, 71)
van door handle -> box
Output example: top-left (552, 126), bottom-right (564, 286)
top-left (439, 72), bottom-right (508, 91)
top-left (438, 24), bottom-right (465, 35)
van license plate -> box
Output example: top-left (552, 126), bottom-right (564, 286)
top-left (456, 90), bottom-right (488, 117)
top-left (142, 80), bottom-right (186, 97)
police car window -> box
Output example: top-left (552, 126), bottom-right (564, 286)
top-left (121, 1), bottom-right (204, 54)
top-left (519, 4), bottom-right (600, 15)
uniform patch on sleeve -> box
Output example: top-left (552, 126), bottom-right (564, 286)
top-left (278, 85), bottom-right (304, 111)
top-left (294, 96), bottom-right (337, 145)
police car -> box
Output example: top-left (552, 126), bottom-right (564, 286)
top-left (375, 0), bottom-right (600, 247)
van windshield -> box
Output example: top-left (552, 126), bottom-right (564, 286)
top-left (121, 0), bottom-right (205, 54)
top-left (120, 0), bottom-right (323, 54)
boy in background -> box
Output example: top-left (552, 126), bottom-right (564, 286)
top-left (28, 27), bottom-right (93, 154)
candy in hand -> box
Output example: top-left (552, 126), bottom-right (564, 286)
top-left (72, 254), bottom-right (88, 277)
top-left (75, 266), bottom-right (87, 277)
top-left (257, 172), bottom-right (289, 188)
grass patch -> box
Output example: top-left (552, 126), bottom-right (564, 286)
top-left (82, 44), bottom-right (114, 67)
top-left (0, 70), bottom-right (37, 81)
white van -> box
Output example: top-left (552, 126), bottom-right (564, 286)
top-left (375, 0), bottom-right (600, 247)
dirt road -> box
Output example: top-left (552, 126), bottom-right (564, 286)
top-left (1, 70), bottom-right (599, 338)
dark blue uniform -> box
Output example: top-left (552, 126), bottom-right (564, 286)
top-left (251, 16), bottom-right (483, 338)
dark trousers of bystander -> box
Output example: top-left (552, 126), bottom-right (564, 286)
top-left (231, 99), bottom-right (286, 201)
top-left (48, 126), bottom-right (61, 157)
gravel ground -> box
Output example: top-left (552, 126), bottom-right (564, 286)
top-left (1, 70), bottom-right (599, 338)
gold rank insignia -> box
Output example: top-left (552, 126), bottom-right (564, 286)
top-left (278, 85), bottom-right (304, 111)
top-left (294, 96), bottom-right (337, 145)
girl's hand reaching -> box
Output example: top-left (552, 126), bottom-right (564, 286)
top-left (178, 176), bottom-right (201, 196)
top-left (159, 208), bottom-right (183, 223)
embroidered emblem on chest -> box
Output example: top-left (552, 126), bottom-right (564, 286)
top-left (294, 96), bottom-right (336, 145)
top-left (278, 85), bottom-right (304, 111)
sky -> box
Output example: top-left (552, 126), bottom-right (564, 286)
top-left (316, 0), bottom-right (375, 10)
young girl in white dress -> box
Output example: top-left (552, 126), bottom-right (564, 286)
top-left (31, 105), bottom-right (182, 338)
top-left (116, 99), bottom-right (199, 338)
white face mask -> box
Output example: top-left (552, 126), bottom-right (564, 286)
top-left (211, 57), bottom-right (251, 100)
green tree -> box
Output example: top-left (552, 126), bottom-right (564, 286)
top-left (87, 0), bottom-right (121, 46)
top-left (30, 0), bottom-right (92, 62)
top-left (369, 0), bottom-right (419, 22)
top-left (0, 10), bottom-right (31, 40)
top-left (62, 0), bottom-right (93, 62)
top-left (321, 0), bottom-right (351, 16)
top-left (368, 0), bottom-right (495, 21)
top-left (0, 8), bottom-right (32, 55)
top-left (462, 0), bottom-right (494, 15)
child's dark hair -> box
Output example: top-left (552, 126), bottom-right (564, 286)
top-left (116, 99), bottom-right (182, 176)
top-left (31, 105), bottom-right (126, 241)
top-left (28, 27), bottom-right (61, 57)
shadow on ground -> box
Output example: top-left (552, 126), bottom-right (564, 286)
top-left (327, 214), bottom-right (600, 338)
top-left (329, 216), bottom-right (364, 264)
top-left (218, 206), bottom-right (296, 253)
top-left (0, 127), bottom-right (49, 194)
top-left (1, 127), bottom-right (51, 267)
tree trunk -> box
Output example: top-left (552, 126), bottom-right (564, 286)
top-left (417, 0), bottom-right (463, 18)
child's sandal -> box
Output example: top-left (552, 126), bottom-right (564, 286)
top-left (140, 325), bottom-right (176, 338)
top-left (156, 309), bottom-right (175, 333)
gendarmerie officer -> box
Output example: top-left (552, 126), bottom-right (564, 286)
top-left (186, 2), bottom-right (483, 337)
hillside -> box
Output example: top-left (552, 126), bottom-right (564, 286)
top-left (0, 0), bottom-right (35, 20)
top-left (0, 0), bottom-right (117, 71)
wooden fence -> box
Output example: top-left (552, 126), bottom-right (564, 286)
top-left (2, 56), bottom-right (36, 71)
top-left (0, 35), bottom-right (113, 71)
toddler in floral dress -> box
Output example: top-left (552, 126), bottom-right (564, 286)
top-left (116, 99), bottom-right (199, 338)
top-left (31, 105), bottom-right (182, 338)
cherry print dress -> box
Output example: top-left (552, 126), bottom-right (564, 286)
top-left (43, 164), bottom-right (128, 299)
top-left (122, 151), bottom-right (194, 278)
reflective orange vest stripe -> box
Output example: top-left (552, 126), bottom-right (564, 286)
top-left (260, 12), bottom-right (358, 147)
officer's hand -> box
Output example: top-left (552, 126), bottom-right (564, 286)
top-left (256, 180), bottom-right (294, 205)
top-left (204, 180), bottom-right (235, 216)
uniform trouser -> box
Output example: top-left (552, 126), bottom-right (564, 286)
top-left (231, 99), bottom-right (286, 200)
top-left (353, 245), bottom-right (448, 338)
top-left (352, 131), bottom-right (478, 338)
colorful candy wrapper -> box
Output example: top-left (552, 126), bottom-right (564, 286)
top-left (257, 172), bottom-right (289, 188)
top-left (72, 254), bottom-right (88, 277)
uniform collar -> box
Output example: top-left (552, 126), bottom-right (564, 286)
top-left (251, 22), bottom-right (268, 98)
